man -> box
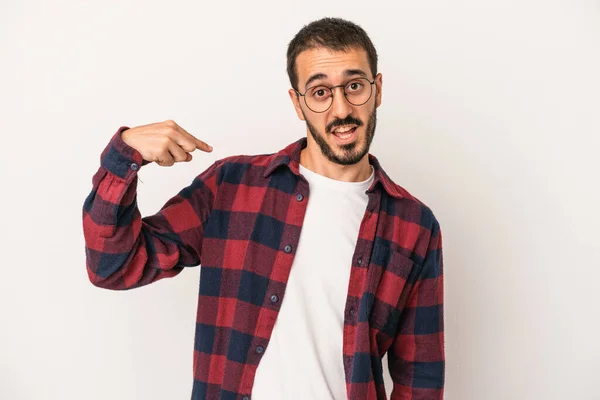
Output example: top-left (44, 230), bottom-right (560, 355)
top-left (83, 17), bottom-right (444, 400)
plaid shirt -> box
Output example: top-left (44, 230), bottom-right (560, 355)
top-left (83, 126), bottom-right (445, 400)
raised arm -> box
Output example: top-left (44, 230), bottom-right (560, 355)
top-left (82, 121), bottom-right (218, 290)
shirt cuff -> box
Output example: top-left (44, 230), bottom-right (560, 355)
top-left (100, 126), bottom-right (150, 180)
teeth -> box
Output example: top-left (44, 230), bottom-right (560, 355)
top-left (333, 126), bottom-right (355, 133)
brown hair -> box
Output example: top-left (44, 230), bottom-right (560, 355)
top-left (287, 17), bottom-right (378, 91)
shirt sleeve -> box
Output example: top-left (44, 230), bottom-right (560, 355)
top-left (82, 126), bottom-right (220, 290)
top-left (388, 218), bottom-right (445, 399)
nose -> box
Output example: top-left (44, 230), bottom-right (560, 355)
top-left (329, 87), bottom-right (353, 121)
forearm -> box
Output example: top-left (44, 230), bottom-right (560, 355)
top-left (82, 126), bottom-right (188, 290)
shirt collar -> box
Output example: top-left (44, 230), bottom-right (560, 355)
top-left (263, 137), bottom-right (404, 200)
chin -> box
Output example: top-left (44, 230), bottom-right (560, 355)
top-left (329, 135), bottom-right (368, 165)
top-left (305, 114), bottom-right (375, 166)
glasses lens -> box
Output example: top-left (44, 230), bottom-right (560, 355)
top-left (305, 86), bottom-right (333, 113)
top-left (303, 78), bottom-right (373, 112)
top-left (344, 78), bottom-right (372, 106)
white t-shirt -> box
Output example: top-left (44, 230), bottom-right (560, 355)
top-left (251, 163), bottom-right (374, 399)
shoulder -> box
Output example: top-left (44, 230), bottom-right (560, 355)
top-left (397, 183), bottom-right (440, 232)
top-left (377, 174), bottom-right (442, 259)
top-left (374, 160), bottom-right (440, 229)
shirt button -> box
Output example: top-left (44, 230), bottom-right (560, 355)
top-left (130, 163), bottom-right (139, 171)
top-left (256, 345), bottom-right (265, 354)
top-left (349, 308), bottom-right (355, 317)
top-left (296, 193), bottom-right (304, 202)
top-left (270, 294), bottom-right (279, 303)
top-left (357, 258), bottom-right (362, 265)
top-left (284, 245), bottom-right (292, 253)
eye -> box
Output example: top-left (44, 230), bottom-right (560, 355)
top-left (310, 87), bottom-right (330, 100)
top-left (347, 81), bottom-right (364, 92)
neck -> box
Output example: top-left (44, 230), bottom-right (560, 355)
top-left (299, 137), bottom-right (372, 182)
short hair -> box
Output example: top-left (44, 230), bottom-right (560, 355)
top-left (287, 17), bottom-right (378, 91)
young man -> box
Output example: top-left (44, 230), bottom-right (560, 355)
top-left (83, 17), bottom-right (445, 400)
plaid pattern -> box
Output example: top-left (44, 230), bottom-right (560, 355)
top-left (82, 126), bottom-right (445, 400)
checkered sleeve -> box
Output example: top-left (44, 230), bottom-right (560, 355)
top-left (388, 218), bottom-right (445, 399)
top-left (82, 126), bottom-right (220, 290)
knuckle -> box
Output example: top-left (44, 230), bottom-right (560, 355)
top-left (182, 141), bottom-right (196, 152)
top-left (160, 136), bottom-right (171, 147)
top-left (164, 126), bottom-right (176, 137)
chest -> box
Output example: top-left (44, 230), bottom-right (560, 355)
top-left (200, 176), bottom-right (417, 342)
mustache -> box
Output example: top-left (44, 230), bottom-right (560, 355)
top-left (327, 116), bottom-right (363, 133)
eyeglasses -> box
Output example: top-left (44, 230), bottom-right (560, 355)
top-left (294, 77), bottom-right (376, 113)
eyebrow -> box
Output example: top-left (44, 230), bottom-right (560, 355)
top-left (304, 69), bottom-right (369, 89)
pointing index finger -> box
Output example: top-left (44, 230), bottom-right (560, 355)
top-left (194, 138), bottom-right (213, 152)
top-left (171, 122), bottom-right (213, 153)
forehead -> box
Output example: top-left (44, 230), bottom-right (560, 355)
top-left (295, 46), bottom-right (370, 88)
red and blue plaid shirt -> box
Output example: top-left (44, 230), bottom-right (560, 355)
top-left (83, 126), bottom-right (445, 399)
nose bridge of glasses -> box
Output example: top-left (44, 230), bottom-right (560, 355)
top-left (331, 83), bottom-right (348, 97)
top-left (330, 84), bottom-right (353, 106)
top-left (303, 80), bottom-right (372, 113)
top-left (327, 87), bottom-right (352, 116)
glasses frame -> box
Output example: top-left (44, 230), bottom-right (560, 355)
top-left (294, 77), bottom-right (376, 113)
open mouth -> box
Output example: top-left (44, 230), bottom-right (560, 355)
top-left (331, 125), bottom-right (358, 141)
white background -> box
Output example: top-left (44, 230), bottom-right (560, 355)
top-left (1, 0), bottom-right (599, 399)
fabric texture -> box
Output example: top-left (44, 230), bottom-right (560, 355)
top-left (251, 163), bottom-right (374, 399)
top-left (82, 126), bottom-right (445, 399)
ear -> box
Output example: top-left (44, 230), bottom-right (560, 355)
top-left (374, 73), bottom-right (383, 108)
top-left (288, 89), bottom-right (306, 121)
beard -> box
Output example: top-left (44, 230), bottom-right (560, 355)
top-left (304, 105), bottom-right (377, 166)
